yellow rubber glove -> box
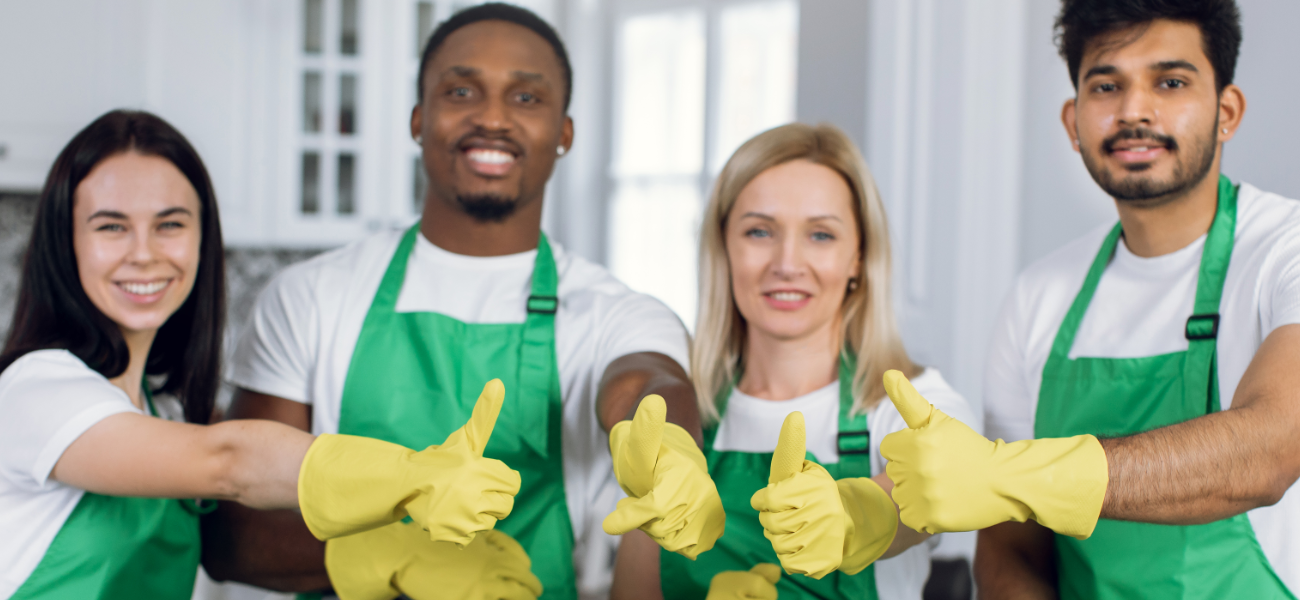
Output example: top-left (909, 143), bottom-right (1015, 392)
top-left (326, 522), bottom-right (543, 600)
top-left (706, 563), bottom-right (781, 600)
top-left (298, 379), bottom-right (522, 545)
top-left (880, 370), bottom-right (1108, 539)
top-left (602, 395), bottom-right (725, 559)
top-left (750, 412), bottom-right (897, 578)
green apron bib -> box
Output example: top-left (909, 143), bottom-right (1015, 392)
top-left (661, 355), bottom-right (880, 599)
top-left (335, 226), bottom-right (576, 600)
top-left (11, 384), bottom-right (212, 600)
top-left (1035, 175), bottom-right (1293, 599)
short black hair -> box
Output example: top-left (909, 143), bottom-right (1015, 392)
top-left (416, 3), bottom-right (572, 111)
top-left (0, 110), bottom-right (226, 425)
top-left (1055, 0), bottom-right (1242, 93)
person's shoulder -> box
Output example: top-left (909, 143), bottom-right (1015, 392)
top-left (550, 239), bottom-right (641, 300)
top-left (1236, 182), bottom-right (1300, 242)
top-left (0, 350), bottom-right (114, 399)
top-left (264, 229), bottom-right (407, 296)
top-left (1012, 222), bottom-right (1114, 307)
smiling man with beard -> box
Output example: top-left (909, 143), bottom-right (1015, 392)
top-left (863, 1), bottom-right (1300, 599)
top-left (199, 5), bottom-right (719, 600)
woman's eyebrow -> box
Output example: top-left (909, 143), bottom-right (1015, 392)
top-left (157, 207), bottom-right (194, 218)
top-left (87, 210), bottom-right (127, 221)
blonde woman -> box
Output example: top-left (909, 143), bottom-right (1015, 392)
top-left (611, 123), bottom-right (978, 600)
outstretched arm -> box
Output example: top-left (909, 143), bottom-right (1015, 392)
top-left (975, 521), bottom-right (1058, 600)
top-left (1099, 323), bottom-right (1300, 524)
top-left (597, 351), bottom-right (701, 444)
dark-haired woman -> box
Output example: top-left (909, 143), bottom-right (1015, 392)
top-left (0, 110), bottom-right (532, 600)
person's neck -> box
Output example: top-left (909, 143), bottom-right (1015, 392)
top-left (419, 192), bottom-right (545, 257)
top-left (737, 323), bottom-right (840, 401)
top-left (108, 329), bottom-right (157, 411)
top-left (1115, 163), bottom-right (1222, 258)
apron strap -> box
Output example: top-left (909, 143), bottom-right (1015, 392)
top-left (1046, 176), bottom-right (1238, 413)
top-left (1184, 175), bottom-right (1238, 413)
top-left (835, 352), bottom-right (872, 478)
top-left (517, 233), bottom-right (560, 457)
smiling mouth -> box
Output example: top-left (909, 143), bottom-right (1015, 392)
top-left (766, 291), bottom-right (810, 302)
top-left (117, 279), bottom-right (171, 296)
top-left (463, 148), bottom-right (519, 177)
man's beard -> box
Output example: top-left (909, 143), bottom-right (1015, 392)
top-left (457, 194), bottom-right (520, 223)
top-left (1080, 121), bottom-right (1218, 204)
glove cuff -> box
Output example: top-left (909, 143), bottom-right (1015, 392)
top-left (299, 434), bottom-right (416, 540)
top-left (836, 478), bottom-right (898, 575)
top-left (1002, 434), bottom-right (1108, 539)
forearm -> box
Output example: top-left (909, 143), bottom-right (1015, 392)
top-left (598, 352), bottom-right (701, 443)
top-left (1100, 403), bottom-right (1295, 524)
top-left (974, 522), bottom-right (1057, 600)
top-left (208, 419), bottom-right (315, 510)
top-left (871, 472), bottom-right (930, 559)
top-left (201, 501), bottom-right (330, 592)
top-left (610, 530), bottom-right (664, 600)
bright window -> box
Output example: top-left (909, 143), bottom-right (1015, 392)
top-left (608, 1), bottom-right (798, 328)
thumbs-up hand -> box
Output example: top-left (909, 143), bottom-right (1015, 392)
top-left (705, 563), bottom-right (782, 600)
top-left (602, 395), bottom-right (725, 559)
top-left (404, 378), bottom-right (523, 546)
top-left (298, 379), bottom-right (522, 545)
top-left (749, 412), bottom-right (847, 579)
top-left (880, 370), bottom-right (1108, 539)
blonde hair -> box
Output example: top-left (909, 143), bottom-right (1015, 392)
top-left (691, 123), bottom-right (918, 424)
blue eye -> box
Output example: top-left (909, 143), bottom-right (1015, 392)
top-left (812, 231), bottom-right (835, 241)
top-left (745, 228), bottom-right (771, 239)
top-left (96, 223), bottom-right (126, 232)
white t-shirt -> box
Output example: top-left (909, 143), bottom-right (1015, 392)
top-left (228, 230), bottom-right (690, 599)
top-left (712, 368), bottom-right (978, 600)
top-left (984, 182), bottom-right (1300, 591)
top-left (0, 350), bottom-right (180, 600)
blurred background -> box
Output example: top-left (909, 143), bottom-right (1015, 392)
top-left (1, 0), bottom-right (1298, 598)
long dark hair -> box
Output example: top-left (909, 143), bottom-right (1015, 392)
top-left (0, 110), bottom-right (225, 424)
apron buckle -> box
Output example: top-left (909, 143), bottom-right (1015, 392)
top-left (527, 295), bottom-right (559, 314)
top-left (837, 430), bottom-right (871, 455)
top-left (1185, 313), bottom-right (1220, 341)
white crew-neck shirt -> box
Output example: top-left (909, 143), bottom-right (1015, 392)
top-left (712, 368), bottom-right (978, 600)
top-left (0, 350), bottom-right (184, 600)
top-left (984, 182), bottom-right (1300, 592)
top-left (229, 230), bottom-right (690, 599)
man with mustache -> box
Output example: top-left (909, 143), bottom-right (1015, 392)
top-left (200, 5), bottom-right (717, 599)
top-left (873, 0), bottom-right (1300, 598)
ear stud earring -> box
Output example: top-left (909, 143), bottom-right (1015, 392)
top-left (557, 145), bottom-right (567, 156)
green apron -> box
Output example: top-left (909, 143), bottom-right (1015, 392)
top-left (335, 225), bottom-right (576, 599)
top-left (11, 384), bottom-right (212, 600)
top-left (661, 355), bottom-right (881, 599)
top-left (1035, 175), bottom-right (1293, 599)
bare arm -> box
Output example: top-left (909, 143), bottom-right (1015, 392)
top-left (597, 352), bottom-right (701, 445)
top-left (49, 406), bottom-right (313, 509)
top-left (975, 521), bottom-right (1057, 600)
top-left (871, 472), bottom-right (931, 559)
top-left (1099, 324), bottom-right (1300, 524)
top-left (200, 389), bottom-right (331, 592)
top-left (611, 530), bottom-right (664, 600)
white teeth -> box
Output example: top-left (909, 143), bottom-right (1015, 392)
top-left (1131, 146), bottom-right (1150, 152)
top-left (121, 281), bottom-right (167, 295)
top-left (770, 292), bottom-right (807, 302)
top-left (466, 149), bottom-right (515, 165)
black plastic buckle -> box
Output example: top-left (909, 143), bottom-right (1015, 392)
top-left (837, 430), bottom-right (871, 455)
top-left (1185, 313), bottom-right (1220, 341)
top-left (527, 295), bottom-right (559, 314)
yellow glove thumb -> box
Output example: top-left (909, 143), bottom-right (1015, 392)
top-left (441, 379), bottom-right (505, 457)
top-left (769, 412), bottom-right (806, 485)
top-left (617, 395), bottom-right (667, 497)
top-left (749, 563), bottom-right (782, 585)
top-left (883, 370), bottom-right (932, 429)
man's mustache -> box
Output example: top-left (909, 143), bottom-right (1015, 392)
top-left (1101, 127), bottom-right (1178, 153)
